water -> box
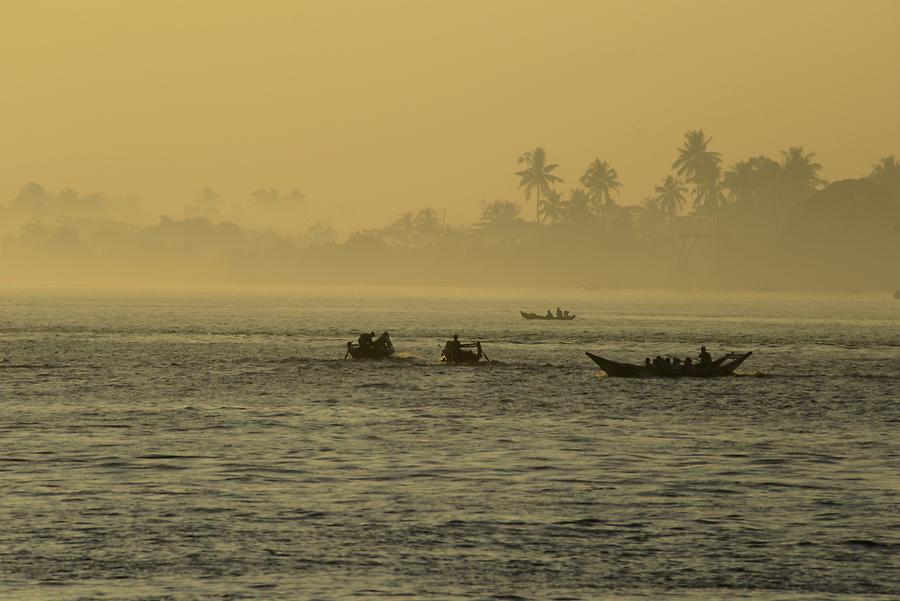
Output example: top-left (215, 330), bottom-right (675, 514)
top-left (1, 285), bottom-right (898, 600)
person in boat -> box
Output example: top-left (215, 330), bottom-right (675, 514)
top-left (664, 357), bottom-right (672, 370)
top-left (644, 358), bottom-right (652, 367)
top-left (698, 345), bottom-right (712, 367)
top-left (373, 331), bottom-right (391, 351)
top-left (563, 310), bottom-right (570, 318)
top-left (672, 357), bottom-right (682, 369)
top-left (556, 307), bottom-right (563, 318)
top-left (652, 355), bottom-right (664, 369)
top-left (444, 334), bottom-right (463, 362)
top-left (546, 309), bottom-right (553, 318)
top-left (683, 356), bottom-right (693, 371)
top-left (358, 331), bottom-right (374, 350)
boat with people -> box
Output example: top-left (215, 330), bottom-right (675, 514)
top-left (521, 308), bottom-right (576, 320)
top-left (585, 348), bottom-right (752, 378)
top-left (346, 331), bottom-right (394, 359)
top-left (441, 335), bottom-right (489, 364)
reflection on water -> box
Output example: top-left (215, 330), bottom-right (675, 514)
top-left (1, 287), bottom-right (898, 600)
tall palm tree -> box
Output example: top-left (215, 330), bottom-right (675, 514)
top-left (653, 175), bottom-right (687, 220)
top-left (538, 187), bottom-right (565, 225)
top-left (580, 159), bottom-right (622, 213)
top-left (780, 146), bottom-right (825, 196)
top-left (515, 147), bottom-right (563, 223)
top-left (672, 130), bottom-right (721, 182)
top-left (672, 130), bottom-right (723, 215)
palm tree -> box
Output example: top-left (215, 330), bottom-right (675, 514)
top-left (780, 146), bottom-right (825, 196)
top-left (672, 130), bottom-right (723, 215)
top-left (538, 187), bottom-right (565, 225)
top-left (723, 156), bottom-right (783, 209)
top-left (580, 159), bottom-right (622, 214)
top-left (871, 155), bottom-right (899, 177)
top-left (870, 155), bottom-right (900, 190)
top-left (672, 130), bottom-right (721, 182)
top-left (563, 188), bottom-right (593, 223)
top-left (653, 175), bottom-right (687, 220)
top-left (515, 147), bottom-right (563, 223)
top-left (693, 170), bottom-right (727, 215)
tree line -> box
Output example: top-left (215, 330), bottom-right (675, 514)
top-left (1, 129), bottom-right (898, 289)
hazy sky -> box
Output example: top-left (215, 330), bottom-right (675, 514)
top-left (2, 0), bottom-right (899, 232)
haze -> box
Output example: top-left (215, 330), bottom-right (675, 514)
top-left (1, 0), bottom-right (897, 226)
top-left (1, 1), bottom-right (899, 290)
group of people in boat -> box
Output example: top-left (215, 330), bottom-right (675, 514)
top-left (546, 307), bottom-right (570, 318)
top-left (645, 345), bottom-right (712, 372)
top-left (346, 330), bottom-right (394, 358)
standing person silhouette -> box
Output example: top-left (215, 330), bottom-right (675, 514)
top-left (698, 345), bottom-right (712, 367)
top-left (444, 334), bottom-right (462, 362)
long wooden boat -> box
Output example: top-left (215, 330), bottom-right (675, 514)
top-left (585, 351), bottom-right (752, 378)
top-left (520, 311), bottom-right (576, 321)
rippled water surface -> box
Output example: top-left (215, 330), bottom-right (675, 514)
top-left (1, 285), bottom-right (898, 600)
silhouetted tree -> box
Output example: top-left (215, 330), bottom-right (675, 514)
top-left (186, 188), bottom-right (223, 220)
top-left (515, 147), bottom-right (563, 223)
top-left (538, 188), bottom-right (565, 225)
top-left (870, 155), bottom-right (900, 195)
top-left (283, 187), bottom-right (305, 206)
top-left (563, 188), bottom-right (593, 223)
top-left (384, 212), bottom-right (416, 247)
top-left (11, 182), bottom-right (51, 221)
top-left (672, 130), bottom-right (723, 214)
top-left (250, 187), bottom-right (280, 207)
top-left (413, 207), bottom-right (443, 244)
top-left (723, 156), bottom-right (783, 209)
top-left (580, 159), bottom-right (622, 214)
top-left (780, 146), bottom-right (825, 197)
top-left (303, 223), bottom-right (338, 245)
top-left (480, 200), bottom-right (521, 227)
top-left (653, 175), bottom-right (688, 220)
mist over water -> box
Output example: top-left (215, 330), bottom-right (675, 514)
top-left (1, 286), bottom-right (898, 600)
top-left (3, 2), bottom-right (900, 598)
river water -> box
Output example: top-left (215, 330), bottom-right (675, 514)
top-left (0, 285), bottom-right (898, 600)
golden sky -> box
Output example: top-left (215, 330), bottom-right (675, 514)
top-left (1, 0), bottom-right (899, 231)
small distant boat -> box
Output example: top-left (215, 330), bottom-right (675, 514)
top-left (894, 289), bottom-right (900, 300)
top-left (586, 351), bottom-right (752, 378)
top-left (520, 311), bottom-right (576, 321)
top-left (441, 340), bottom-right (489, 364)
top-left (345, 331), bottom-right (394, 359)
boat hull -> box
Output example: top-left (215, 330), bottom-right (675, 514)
top-left (520, 311), bottom-right (576, 321)
top-left (585, 351), bottom-right (752, 378)
top-left (347, 344), bottom-right (394, 359)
